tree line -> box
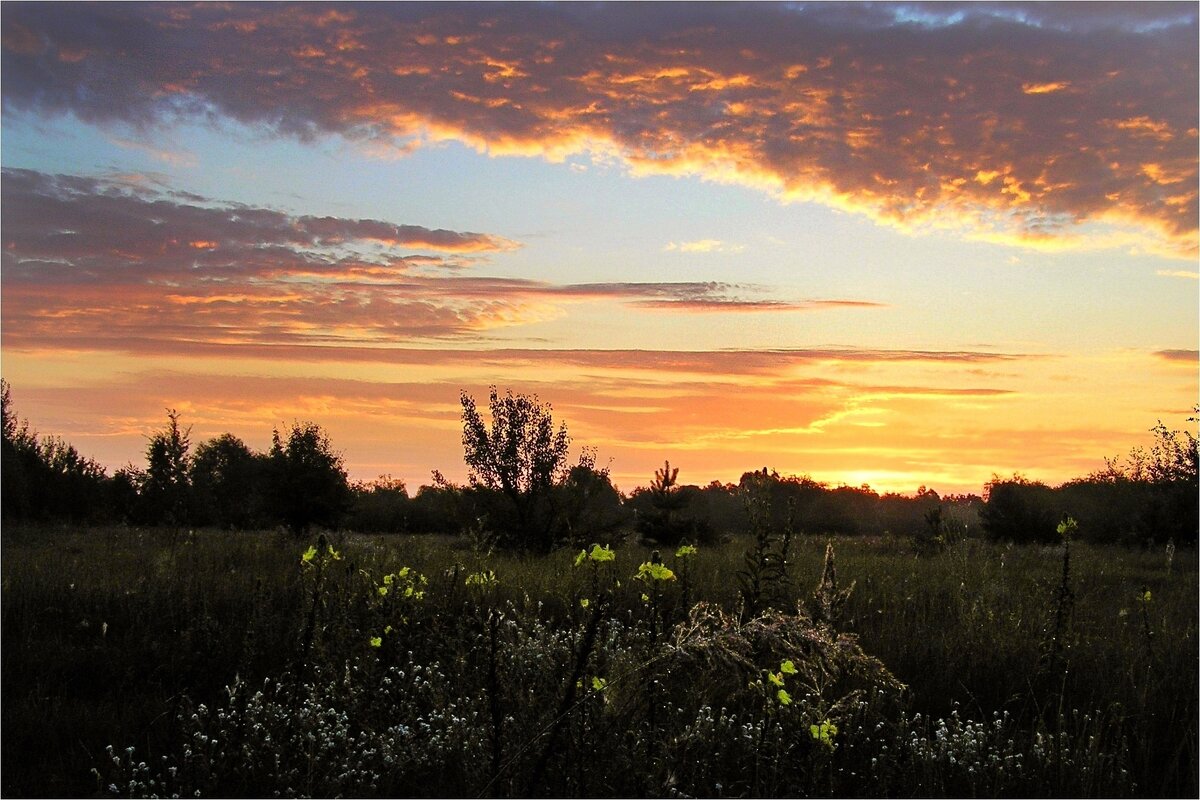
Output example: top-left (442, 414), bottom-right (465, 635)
top-left (2, 381), bottom-right (1195, 548)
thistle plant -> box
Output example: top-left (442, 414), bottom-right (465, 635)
top-left (811, 541), bottom-right (854, 627)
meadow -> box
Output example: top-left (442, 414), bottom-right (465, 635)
top-left (1, 524), bottom-right (1195, 798)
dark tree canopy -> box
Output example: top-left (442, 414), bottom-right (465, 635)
top-left (634, 460), bottom-right (697, 545)
top-left (2, 379), bottom-right (110, 523)
top-left (555, 448), bottom-right (626, 545)
top-left (460, 387), bottom-right (571, 551)
top-left (267, 421), bottom-right (352, 536)
top-left (191, 433), bottom-right (269, 529)
top-left (142, 410), bottom-right (192, 526)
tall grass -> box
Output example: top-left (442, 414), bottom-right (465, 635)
top-left (2, 526), bottom-right (1195, 797)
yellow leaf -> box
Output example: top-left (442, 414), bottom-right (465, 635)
top-left (588, 544), bottom-right (616, 562)
top-left (636, 562), bottom-right (676, 582)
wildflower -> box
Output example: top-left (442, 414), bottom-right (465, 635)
top-left (776, 689), bottom-right (792, 705)
top-left (588, 543), bottom-right (616, 562)
top-left (675, 544), bottom-right (698, 558)
top-left (635, 561), bottom-right (675, 582)
top-left (811, 720), bottom-right (838, 747)
top-left (465, 570), bottom-right (497, 588)
top-left (1056, 516), bottom-right (1078, 540)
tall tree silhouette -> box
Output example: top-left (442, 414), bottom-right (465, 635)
top-left (143, 410), bottom-right (192, 525)
top-left (266, 421), bottom-right (351, 536)
top-left (636, 460), bottom-right (695, 544)
top-left (460, 387), bottom-right (570, 551)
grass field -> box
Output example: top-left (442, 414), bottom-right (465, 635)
top-left (2, 525), bottom-right (1195, 797)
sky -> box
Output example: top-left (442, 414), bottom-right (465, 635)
top-left (1, 1), bottom-right (1197, 496)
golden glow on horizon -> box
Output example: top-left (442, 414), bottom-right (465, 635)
top-left (1, 2), bottom-right (1196, 501)
top-left (2, 342), bottom-right (1194, 498)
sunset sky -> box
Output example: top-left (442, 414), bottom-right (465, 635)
top-left (2, 1), bottom-right (1197, 496)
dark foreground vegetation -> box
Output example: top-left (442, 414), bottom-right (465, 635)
top-left (2, 528), bottom-right (1196, 797)
top-left (2, 382), bottom-right (1197, 797)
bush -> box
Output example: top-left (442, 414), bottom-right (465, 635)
top-left (981, 476), bottom-right (1061, 544)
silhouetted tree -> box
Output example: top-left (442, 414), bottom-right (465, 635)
top-left (266, 421), bottom-right (351, 536)
top-left (981, 475), bottom-right (1060, 544)
top-left (35, 435), bottom-right (108, 523)
top-left (142, 410), bottom-right (192, 525)
top-left (2, 381), bottom-right (110, 523)
top-left (1057, 416), bottom-right (1199, 545)
top-left (191, 433), bottom-right (268, 529)
top-left (633, 461), bottom-right (705, 545)
top-left (555, 448), bottom-right (626, 546)
top-left (408, 475), bottom-right (466, 534)
top-left (346, 475), bottom-right (410, 533)
top-left (108, 464), bottom-right (144, 523)
top-left (460, 387), bottom-right (570, 551)
top-left (1, 379), bottom-right (37, 520)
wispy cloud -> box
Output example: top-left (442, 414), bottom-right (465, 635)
top-left (1, 169), bottom-right (887, 353)
top-left (2, 3), bottom-right (1195, 256)
top-left (106, 134), bottom-right (198, 167)
top-left (663, 239), bottom-right (744, 254)
top-left (1153, 348), bottom-right (1198, 363)
top-left (1156, 269), bottom-right (1199, 279)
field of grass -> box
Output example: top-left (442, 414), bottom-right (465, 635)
top-left (2, 525), bottom-right (1195, 797)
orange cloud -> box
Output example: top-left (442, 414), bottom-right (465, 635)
top-left (1154, 349), bottom-right (1198, 364)
top-left (2, 3), bottom-right (1194, 256)
top-left (1021, 81), bottom-right (1071, 95)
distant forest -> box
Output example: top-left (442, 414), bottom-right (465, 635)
top-left (2, 381), bottom-right (1196, 549)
